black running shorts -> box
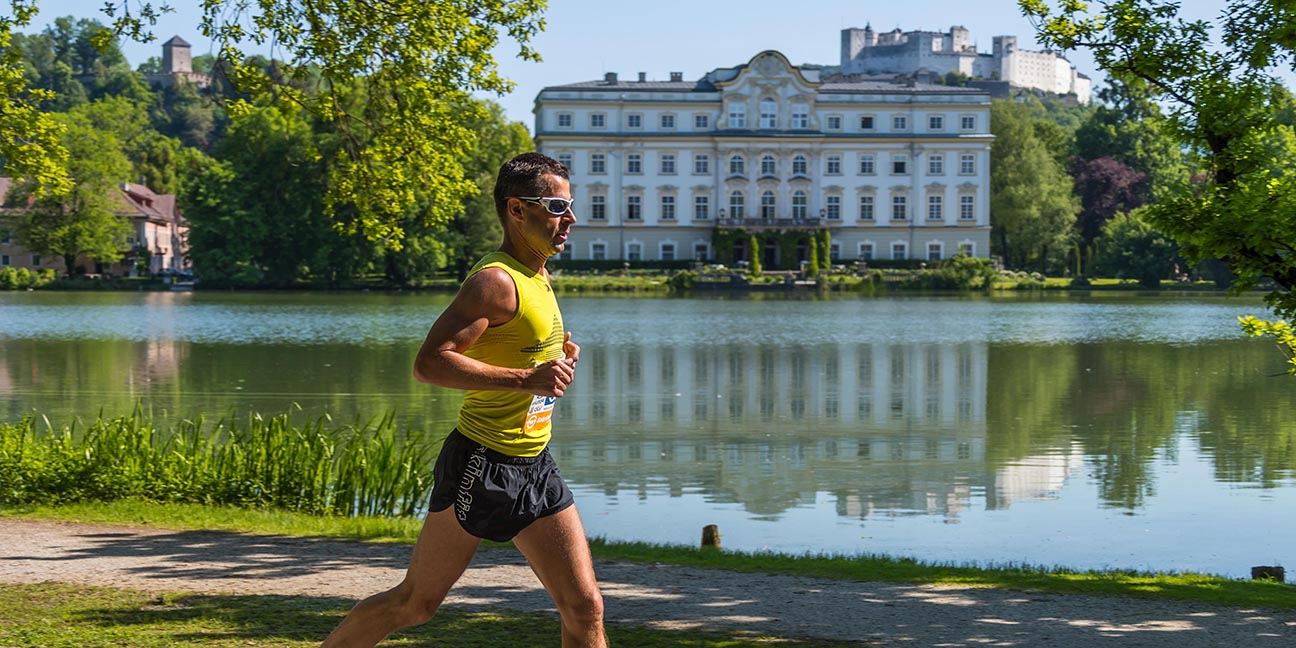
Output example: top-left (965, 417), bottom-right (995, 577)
top-left (428, 429), bottom-right (574, 542)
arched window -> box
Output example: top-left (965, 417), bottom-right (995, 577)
top-left (729, 191), bottom-right (746, 218)
top-left (729, 155), bottom-right (745, 175)
top-left (760, 191), bottom-right (776, 219)
top-left (759, 98), bottom-right (777, 129)
top-left (760, 155), bottom-right (776, 176)
top-left (792, 191), bottom-right (807, 219)
top-left (792, 155), bottom-right (807, 176)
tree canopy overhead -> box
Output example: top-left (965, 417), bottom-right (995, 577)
top-left (9, 0), bottom-right (548, 247)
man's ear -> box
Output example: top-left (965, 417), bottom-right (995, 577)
top-left (506, 197), bottom-right (525, 222)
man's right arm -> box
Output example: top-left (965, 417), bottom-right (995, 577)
top-left (413, 268), bottom-right (575, 396)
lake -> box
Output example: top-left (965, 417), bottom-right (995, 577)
top-left (2, 290), bottom-right (1293, 578)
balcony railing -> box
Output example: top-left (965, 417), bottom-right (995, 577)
top-left (716, 217), bottom-right (823, 228)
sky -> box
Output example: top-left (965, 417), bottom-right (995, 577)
top-left (26, 0), bottom-right (1248, 128)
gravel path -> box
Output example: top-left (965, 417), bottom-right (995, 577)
top-left (2, 518), bottom-right (1294, 646)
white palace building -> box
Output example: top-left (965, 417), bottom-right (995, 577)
top-left (533, 50), bottom-right (993, 267)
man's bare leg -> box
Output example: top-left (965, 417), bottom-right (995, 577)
top-left (511, 505), bottom-right (606, 648)
top-left (320, 507), bottom-right (481, 648)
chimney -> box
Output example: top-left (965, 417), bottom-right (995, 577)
top-left (670, 72), bottom-right (683, 82)
top-left (638, 72), bottom-right (647, 82)
top-left (604, 72), bottom-right (618, 84)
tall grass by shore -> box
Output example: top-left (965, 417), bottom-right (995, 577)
top-left (0, 410), bottom-right (441, 517)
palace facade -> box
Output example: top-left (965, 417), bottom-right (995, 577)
top-left (533, 50), bottom-right (993, 267)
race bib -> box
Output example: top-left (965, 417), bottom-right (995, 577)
top-left (523, 394), bottom-right (556, 435)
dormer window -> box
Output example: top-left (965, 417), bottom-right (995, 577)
top-left (759, 98), bottom-right (777, 129)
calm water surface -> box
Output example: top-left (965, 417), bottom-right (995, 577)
top-left (2, 290), bottom-right (1293, 577)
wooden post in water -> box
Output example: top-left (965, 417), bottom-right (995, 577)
top-left (701, 524), bottom-right (720, 549)
top-left (1251, 566), bottom-right (1286, 582)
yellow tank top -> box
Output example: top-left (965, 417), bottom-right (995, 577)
top-left (456, 251), bottom-right (565, 456)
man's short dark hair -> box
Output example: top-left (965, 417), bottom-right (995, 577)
top-left (493, 152), bottom-right (570, 220)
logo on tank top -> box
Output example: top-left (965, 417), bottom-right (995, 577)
top-left (519, 314), bottom-right (564, 355)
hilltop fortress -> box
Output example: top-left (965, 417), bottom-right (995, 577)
top-left (840, 25), bottom-right (1091, 103)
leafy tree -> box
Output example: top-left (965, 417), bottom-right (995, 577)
top-left (748, 235), bottom-right (762, 276)
top-left (990, 99), bottom-right (1079, 271)
top-left (1092, 208), bottom-right (1183, 287)
top-left (12, 117), bottom-right (132, 274)
top-left (819, 229), bottom-right (832, 269)
top-left (1023, 0), bottom-right (1296, 317)
top-left (1070, 156), bottom-right (1148, 273)
top-left (1072, 77), bottom-right (1189, 196)
top-left (103, 0), bottom-right (548, 248)
top-left (0, 1), bottom-right (70, 197)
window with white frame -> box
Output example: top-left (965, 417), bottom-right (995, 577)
top-left (729, 155), bottom-right (745, 175)
top-left (791, 191), bottom-right (807, 219)
top-left (859, 195), bottom-right (875, 220)
top-left (892, 154), bottom-right (908, 175)
top-left (590, 195), bottom-right (606, 220)
top-left (791, 104), bottom-right (809, 129)
top-left (760, 155), bottom-right (776, 176)
top-left (660, 154), bottom-right (676, 174)
top-left (559, 246), bottom-right (572, 261)
top-left (626, 153), bottom-right (642, 174)
top-left (694, 195), bottom-right (709, 220)
top-left (960, 154), bottom-right (976, 175)
top-left (590, 113), bottom-right (606, 128)
top-left (729, 191), bottom-right (745, 218)
top-left (893, 115), bottom-right (908, 130)
top-left (830, 243), bottom-right (840, 261)
top-left (928, 195), bottom-right (944, 220)
top-left (694, 114), bottom-right (710, 129)
top-left (760, 191), bottom-right (776, 218)
top-left (759, 98), bottom-right (777, 129)
top-left (892, 195), bottom-right (908, 220)
top-left (694, 242), bottom-right (709, 260)
top-left (826, 155), bottom-right (842, 175)
top-left (626, 195), bottom-right (642, 220)
top-left (859, 242), bottom-right (875, 260)
top-left (929, 115), bottom-right (944, 130)
top-left (728, 102), bottom-right (746, 128)
top-left (826, 115), bottom-right (842, 130)
top-left (860, 115), bottom-right (875, 130)
top-left (660, 242), bottom-right (676, 261)
top-left (591, 242), bottom-right (607, 260)
top-left (792, 155), bottom-right (808, 176)
top-left (557, 153), bottom-right (573, 172)
top-left (958, 242), bottom-right (975, 256)
top-left (825, 194), bottom-right (841, 220)
top-left (960, 115), bottom-right (976, 131)
top-left (927, 242), bottom-right (943, 260)
top-left (626, 113), bottom-right (642, 129)
top-left (891, 242), bottom-right (907, 260)
top-left (557, 113), bottom-right (572, 128)
top-left (627, 242), bottom-right (643, 261)
top-left (858, 154), bottom-right (875, 175)
top-left (32, 254), bottom-right (42, 266)
top-left (660, 195), bottom-right (676, 220)
top-left (959, 195), bottom-right (975, 220)
top-left (660, 113), bottom-right (676, 129)
top-left (928, 154), bottom-right (944, 175)
top-left (590, 153), bottom-right (606, 174)
top-left (693, 154), bottom-right (710, 175)
top-left (0, 255), bottom-right (8, 266)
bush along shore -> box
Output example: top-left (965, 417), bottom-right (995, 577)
top-left (5, 256), bottom-right (1243, 294)
top-left (3, 410), bottom-right (1295, 610)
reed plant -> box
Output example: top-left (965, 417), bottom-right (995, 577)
top-left (0, 409), bottom-right (440, 517)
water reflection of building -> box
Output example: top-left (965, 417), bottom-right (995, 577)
top-left (988, 445), bottom-right (1085, 509)
top-left (554, 342), bottom-right (990, 518)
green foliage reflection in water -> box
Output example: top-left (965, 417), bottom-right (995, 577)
top-left (0, 410), bottom-right (443, 517)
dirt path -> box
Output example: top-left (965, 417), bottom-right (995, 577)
top-left (2, 518), bottom-right (1293, 646)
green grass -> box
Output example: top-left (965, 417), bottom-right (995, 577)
top-left (6, 500), bottom-right (1295, 611)
top-left (0, 582), bottom-right (849, 647)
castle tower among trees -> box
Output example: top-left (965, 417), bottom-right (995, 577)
top-left (161, 35), bottom-right (192, 75)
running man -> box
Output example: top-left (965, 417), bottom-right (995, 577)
top-left (322, 153), bottom-right (604, 647)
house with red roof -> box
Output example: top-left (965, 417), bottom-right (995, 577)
top-left (0, 177), bottom-right (190, 277)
